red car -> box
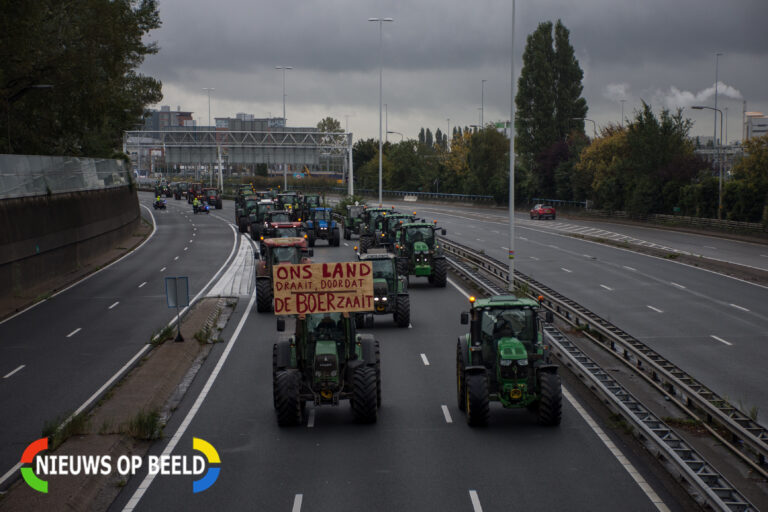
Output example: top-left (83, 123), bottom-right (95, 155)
top-left (530, 204), bottom-right (556, 220)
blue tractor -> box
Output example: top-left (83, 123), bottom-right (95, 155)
top-left (303, 207), bottom-right (341, 247)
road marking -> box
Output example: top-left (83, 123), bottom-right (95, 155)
top-left (469, 490), bottom-right (483, 512)
top-left (174, 256), bottom-right (179, 261)
top-left (600, 284), bottom-right (613, 291)
top-left (647, 305), bottom-right (663, 313)
top-left (138, 282), bottom-right (146, 288)
top-left (343, 242), bottom-right (349, 247)
top-left (189, 239), bottom-right (193, 243)
top-left (441, 405), bottom-right (453, 424)
top-left (761, 254), bottom-right (768, 258)
top-left (729, 303), bottom-right (750, 312)
top-left (583, 254), bottom-right (592, 258)
top-left (184, 247), bottom-right (188, 251)
top-left (561, 268), bottom-right (572, 273)
top-left (475, 238), bottom-right (484, 242)
top-left (623, 266), bottom-right (636, 271)
top-left (193, 233), bottom-right (196, 236)
top-left (529, 256), bottom-right (539, 261)
top-left (548, 244), bottom-right (558, 249)
top-left (292, 494), bottom-right (303, 512)
top-left (519, 236), bottom-right (528, 241)
top-left (563, 387), bottom-right (670, 511)
top-left (420, 353), bottom-right (430, 366)
top-left (704, 245), bottom-right (717, 249)
top-left (671, 282), bottom-right (686, 289)
top-left (307, 408), bottom-right (315, 428)
top-left (108, 301), bottom-right (119, 310)
top-left (3, 365), bottom-right (25, 379)
top-left (711, 335), bottom-right (733, 346)
top-left (66, 328), bottom-right (82, 338)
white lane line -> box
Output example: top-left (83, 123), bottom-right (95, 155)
top-left (189, 239), bottom-right (193, 243)
top-left (174, 256), bottom-right (179, 261)
top-left (671, 282), bottom-right (686, 289)
top-left (623, 266), bottom-right (637, 271)
top-left (184, 247), bottom-right (188, 251)
top-left (711, 335), bottom-right (733, 346)
top-left (108, 301), bottom-right (120, 310)
top-left (420, 353), bottom-right (430, 366)
top-left (344, 242), bottom-right (349, 247)
top-left (647, 305), bottom-right (663, 313)
top-left (529, 256), bottom-right (540, 261)
top-left (307, 408), bottom-right (316, 428)
top-left (469, 490), bottom-right (483, 512)
top-left (704, 245), bottom-right (717, 249)
top-left (441, 405), bottom-right (453, 424)
top-left (560, 268), bottom-right (572, 273)
top-left (292, 494), bottom-right (303, 512)
top-left (563, 387), bottom-right (670, 512)
top-left (761, 254), bottom-right (768, 258)
top-left (600, 284), bottom-right (613, 291)
top-left (475, 238), bottom-right (484, 242)
top-left (583, 254), bottom-right (592, 258)
top-left (500, 246), bottom-right (508, 251)
top-left (138, 282), bottom-right (146, 288)
top-left (730, 303), bottom-right (750, 312)
top-left (66, 327), bottom-right (82, 338)
top-left (122, 290), bottom-right (257, 511)
top-left (548, 244), bottom-right (558, 249)
top-left (519, 236), bottom-right (528, 241)
top-left (160, 267), bottom-right (166, 272)
top-left (3, 365), bottom-right (25, 379)
top-left (193, 233), bottom-right (196, 236)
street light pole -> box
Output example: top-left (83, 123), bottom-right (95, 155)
top-left (446, 118), bottom-right (451, 149)
top-left (571, 117), bottom-right (597, 138)
top-left (369, 17), bottom-right (393, 206)
top-left (481, 79), bottom-right (486, 127)
top-left (275, 66), bottom-right (293, 123)
top-left (714, 52), bottom-right (722, 167)
top-left (692, 105), bottom-right (724, 219)
top-left (620, 99), bottom-right (626, 127)
top-left (508, 0), bottom-right (516, 288)
top-left (387, 130), bottom-right (403, 142)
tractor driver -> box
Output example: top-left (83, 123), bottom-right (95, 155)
top-left (316, 314), bottom-right (341, 340)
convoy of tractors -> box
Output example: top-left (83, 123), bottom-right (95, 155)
top-left (165, 183), bottom-right (562, 428)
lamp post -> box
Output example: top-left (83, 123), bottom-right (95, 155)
top-left (692, 105), bottom-right (724, 219)
top-left (481, 79), bottom-right (487, 127)
top-left (714, 52), bottom-right (722, 165)
top-left (446, 118), bottom-right (451, 149)
top-left (571, 117), bottom-right (597, 138)
top-left (369, 17), bottom-right (393, 206)
top-left (508, 0), bottom-right (516, 288)
top-left (620, 99), bottom-right (626, 127)
top-left (387, 130), bottom-right (403, 142)
top-left (385, 103), bottom-right (388, 143)
top-left (275, 66), bottom-right (293, 123)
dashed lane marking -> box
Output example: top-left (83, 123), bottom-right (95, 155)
top-left (671, 282), bottom-right (686, 289)
top-left (66, 328), bottom-right (81, 338)
top-left (160, 267), bottom-right (166, 272)
top-left (530, 256), bottom-right (540, 261)
top-left (174, 256), bottom-right (179, 261)
top-left (730, 303), bottom-right (750, 312)
top-left (623, 266), bottom-right (636, 271)
top-left (441, 405), bottom-right (453, 424)
top-left (469, 490), bottom-right (483, 512)
top-left (561, 268), bottom-right (572, 273)
top-left (711, 335), bottom-right (733, 346)
top-left (420, 353), bottom-right (430, 366)
top-left (3, 365), bottom-right (25, 379)
top-left (184, 247), bottom-right (188, 251)
top-left (108, 302), bottom-right (119, 310)
top-left (600, 284), bottom-right (613, 291)
top-left (647, 305), bottom-right (663, 313)
top-left (138, 282), bottom-right (146, 288)
top-left (292, 494), bottom-right (303, 512)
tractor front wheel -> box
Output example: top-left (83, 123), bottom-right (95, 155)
top-left (537, 372), bottom-right (562, 426)
top-left (351, 366), bottom-right (378, 423)
top-left (466, 371), bottom-right (489, 426)
top-left (456, 340), bottom-right (467, 411)
top-left (256, 279), bottom-right (273, 313)
top-left (433, 258), bottom-right (447, 287)
top-left (275, 370), bottom-right (302, 426)
top-left (394, 295), bottom-right (410, 328)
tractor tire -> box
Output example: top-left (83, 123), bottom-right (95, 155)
top-left (537, 372), bottom-right (562, 426)
top-left (332, 228), bottom-right (341, 247)
top-left (275, 370), bottom-right (302, 426)
top-left (351, 366), bottom-right (378, 423)
top-left (433, 258), bottom-right (447, 288)
top-left (456, 340), bottom-right (467, 411)
top-left (344, 227), bottom-right (351, 240)
top-left (396, 258), bottom-right (408, 277)
top-left (394, 295), bottom-right (410, 328)
top-left (272, 344), bottom-right (278, 408)
top-left (308, 232), bottom-right (316, 247)
top-left (256, 279), bottom-right (273, 313)
top-left (465, 371), bottom-right (489, 427)
top-left (359, 236), bottom-right (370, 253)
top-left (374, 339), bottom-right (381, 408)
top-left (238, 217), bottom-right (247, 233)
top-left (217, 199), bottom-right (222, 209)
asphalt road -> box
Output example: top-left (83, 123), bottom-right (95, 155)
top-left (110, 225), bottom-right (687, 511)
top-left (0, 192), bottom-right (235, 486)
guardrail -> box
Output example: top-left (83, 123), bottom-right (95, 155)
top-left (440, 236), bottom-right (762, 511)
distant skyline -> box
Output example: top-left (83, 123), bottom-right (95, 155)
top-left (139, 0), bottom-right (768, 144)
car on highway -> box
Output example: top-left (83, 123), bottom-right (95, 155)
top-left (530, 204), bottom-right (556, 220)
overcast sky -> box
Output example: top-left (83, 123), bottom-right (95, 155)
top-left (140, 0), bottom-right (768, 144)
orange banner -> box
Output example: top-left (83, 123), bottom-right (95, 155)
top-left (272, 262), bottom-right (373, 315)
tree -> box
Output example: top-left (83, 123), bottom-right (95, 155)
top-left (425, 128), bottom-right (433, 148)
top-left (418, 128), bottom-right (425, 145)
top-left (435, 128), bottom-right (444, 150)
top-left (0, 0), bottom-right (163, 156)
top-left (515, 19), bottom-right (587, 198)
top-left (467, 127), bottom-right (510, 202)
top-left (316, 116), bottom-right (342, 133)
top-left (353, 138), bottom-right (378, 174)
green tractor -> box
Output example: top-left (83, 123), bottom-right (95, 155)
top-left (358, 207), bottom-right (394, 252)
top-left (456, 295), bottom-right (561, 426)
top-left (342, 204), bottom-right (365, 240)
top-left (236, 194), bottom-right (259, 233)
top-left (394, 221), bottom-right (447, 287)
top-left (377, 212), bottom-right (416, 250)
top-left (273, 313), bottom-right (381, 425)
top-left (356, 249), bottom-right (410, 327)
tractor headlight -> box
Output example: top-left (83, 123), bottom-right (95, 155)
top-left (517, 359), bottom-right (529, 366)
top-left (374, 297), bottom-right (380, 302)
top-left (500, 359), bottom-right (513, 367)
top-left (382, 297), bottom-right (388, 301)
top-left (331, 370), bottom-right (337, 377)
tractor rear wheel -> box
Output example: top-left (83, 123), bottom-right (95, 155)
top-left (238, 217), bottom-right (247, 233)
top-left (272, 344), bottom-right (278, 408)
top-left (394, 295), bottom-right (410, 328)
top-left (433, 258), bottom-right (447, 287)
top-left (374, 339), bottom-right (381, 408)
top-left (537, 372), bottom-right (562, 426)
top-left (360, 236), bottom-right (370, 253)
top-left (351, 366), bottom-right (378, 423)
top-left (332, 228), bottom-right (341, 247)
top-left (308, 232), bottom-right (316, 247)
top-left (344, 227), bottom-right (351, 240)
top-left (256, 279), bottom-right (273, 313)
top-left (456, 340), bottom-right (467, 411)
top-left (466, 371), bottom-right (489, 426)
top-left (396, 258), bottom-right (408, 277)
top-left (275, 370), bottom-right (302, 426)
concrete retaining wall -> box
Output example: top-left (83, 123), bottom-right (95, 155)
top-left (0, 186), bottom-right (141, 298)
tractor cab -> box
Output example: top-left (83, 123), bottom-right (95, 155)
top-left (262, 210), bottom-right (293, 238)
top-left (379, 213), bottom-right (416, 249)
top-left (358, 207), bottom-right (394, 252)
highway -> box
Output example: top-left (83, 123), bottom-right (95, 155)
top-left (0, 193), bottom-right (236, 487)
top-left (109, 202), bottom-right (691, 511)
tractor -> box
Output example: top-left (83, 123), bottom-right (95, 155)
top-left (187, 182), bottom-right (203, 204)
top-left (303, 207), bottom-right (341, 247)
top-left (273, 312), bottom-right (380, 425)
top-left (394, 221), bottom-right (448, 287)
top-left (259, 210), bottom-right (293, 238)
top-left (298, 194), bottom-right (322, 221)
top-left (247, 200), bottom-right (276, 240)
top-left (356, 249), bottom-right (410, 327)
top-left (255, 238), bottom-right (312, 313)
top-left (377, 212), bottom-right (417, 250)
top-left (236, 194), bottom-right (260, 233)
top-left (276, 192), bottom-right (301, 219)
top-left (456, 295), bottom-right (561, 426)
top-left (203, 187), bottom-right (223, 209)
top-left (257, 221), bottom-right (307, 254)
top-left (357, 207), bottom-right (394, 252)
top-left (342, 204), bottom-right (365, 240)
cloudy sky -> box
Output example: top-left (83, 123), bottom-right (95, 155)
top-left (140, 0), bottom-right (768, 144)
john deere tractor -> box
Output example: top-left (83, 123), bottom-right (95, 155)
top-left (456, 295), bottom-right (561, 426)
top-left (236, 194), bottom-right (259, 233)
top-left (342, 204), bottom-right (365, 240)
top-left (358, 207), bottom-right (393, 252)
top-left (356, 249), bottom-right (409, 327)
top-left (377, 212), bottom-right (416, 250)
top-left (394, 221), bottom-right (447, 287)
top-left (255, 238), bottom-right (312, 313)
top-left (273, 312), bottom-right (381, 425)
top-left (303, 207), bottom-right (341, 247)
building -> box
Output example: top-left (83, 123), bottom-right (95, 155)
top-left (143, 105), bottom-right (194, 130)
top-left (746, 113), bottom-right (768, 140)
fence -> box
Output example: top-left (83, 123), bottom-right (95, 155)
top-left (0, 155), bottom-right (132, 199)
